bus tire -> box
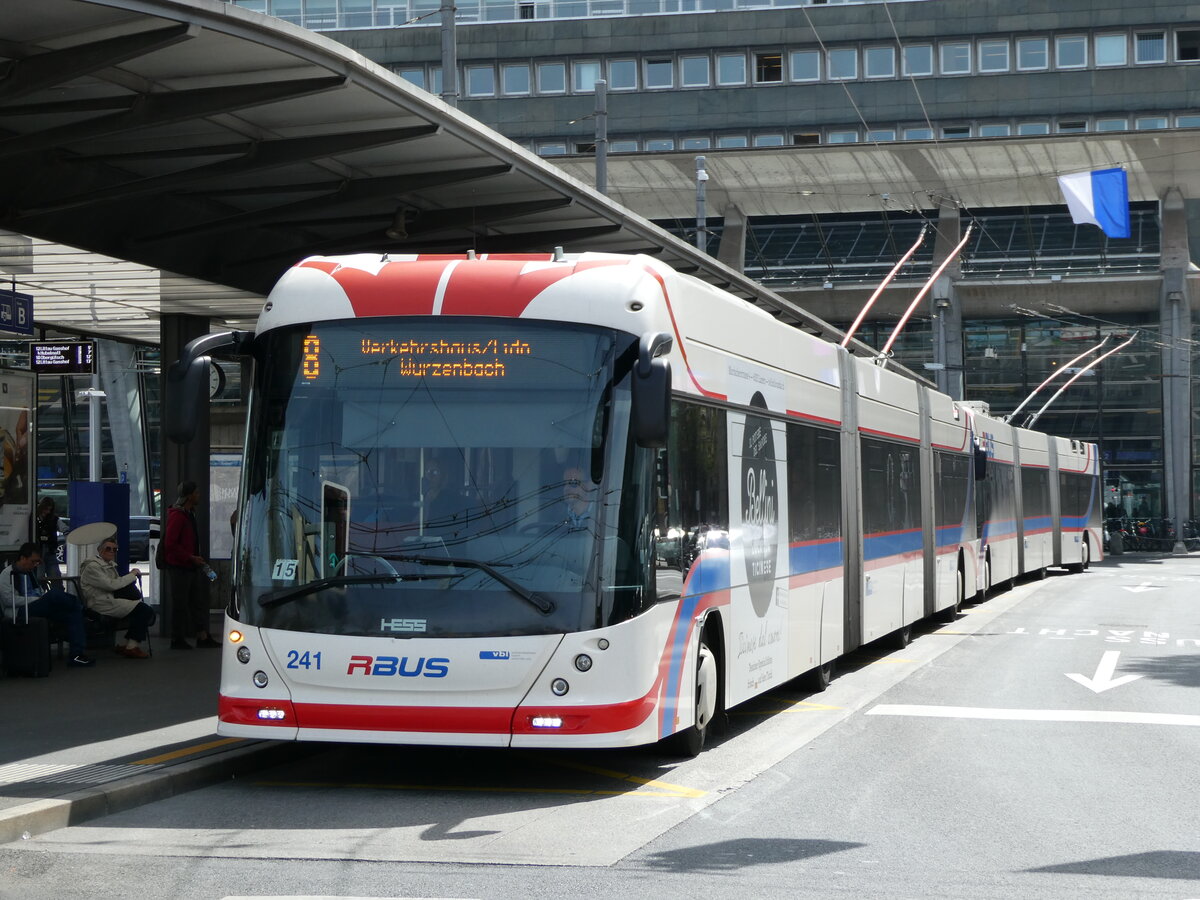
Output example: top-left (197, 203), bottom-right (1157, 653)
top-left (1069, 538), bottom-right (1090, 573)
top-left (663, 637), bottom-right (718, 758)
top-left (805, 659), bottom-right (835, 692)
top-left (937, 565), bottom-right (964, 623)
top-left (890, 623), bottom-right (912, 649)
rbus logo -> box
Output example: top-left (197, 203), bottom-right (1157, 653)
top-left (742, 391), bottom-right (779, 618)
top-left (346, 655), bottom-right (449, 677)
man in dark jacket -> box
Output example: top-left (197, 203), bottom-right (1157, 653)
top-left (163, 480), bottom-right (219, 649)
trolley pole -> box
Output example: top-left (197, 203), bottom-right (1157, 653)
top-left (695, 156), bottom-right (708, 254)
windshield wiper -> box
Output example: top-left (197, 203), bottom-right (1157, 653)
top-left (258, 572), bottom-right (447, 609)
top-left (389, 554), bottom-right (556, 615)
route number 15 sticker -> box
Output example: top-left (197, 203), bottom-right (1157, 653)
top-left (272, 559), bottom-right (298, 580)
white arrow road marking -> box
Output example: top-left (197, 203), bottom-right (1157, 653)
top-left (1123, 583), bottom-right (1161, 593)
top-left (1066, 650), bottom-right (1144, 693)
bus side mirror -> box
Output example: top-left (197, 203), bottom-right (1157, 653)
top-left (974, 443), bottom-right (988, 480)
top-left (633, 332), bottom-right (672, 449)
top-left (166, 330), bottom-right (254, 444)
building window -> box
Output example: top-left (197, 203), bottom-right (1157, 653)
top-left (1094, 34), bottom-right (1128, 67)
top-left (1135, 116), bottom-right (1168, 129)
top-left (1095, 118), bottom-right (1128, 132)
top-left (645, 138), bottom-right (676, 151)
top-left (753, 134), bottom-right (785, 147)
top-left (537, 62), bottom-right (566, 93)
top-left (717, 135), bottom-right (749, 148)
top-left (1057, 120), bottom-right (1087, 133)
top-left (465, 65), bottom-right (495, 97)
top-left (519, 3), bottom-right (535, 19)
top-left (1177, 30), bottom-right (1200, 62)
top-left (864, 46), bottom-right (895, 78)
top-left (608, 59), bottom-right (637, 90)
top-left (1017, 37), bottom-right (1048, 70)
top-left (572, 61), bottom-right (601, 92)
top-left (1017, 122), bottom-right (1050, 135)
top-left (501, 64), bottom-right (530, 95)
top-left (574, 142), bottom-right (596, 154)
top-left (717, 54), bottom-right (747, 85)
top-left (827, 48), bottom-right (857, 80)
top-left (903, 44), bottom-right (933, 76)
top-left (979, 124), bottom-right (1011, 137)
top-left (396, 67), bottom-right (425, 90)
top-left (681, 56), bottom-right (711, 87)
top-left (940, 42), bottom-right (971, 74)
top-left (828, 130), bottom-right (859, 143)
top-left (867, 128), bottom-right (896, 141)
top-left (538, 142), bottom-right (567, 156)
top-left (793, 132), bottom-right (821, 146)
top-left (645, 58), bottom-right (674, 89)
top-left (429, 67), bottom-right (443, 95)
top-left (978, 40), bottom-right (1009, 72)
top-left (755, 52), bottom-right (784, 83)
top-left (789, 50), bottom-right (820, 82)
top-left (1176, 114), bottom-right (1200, 128)
top-left (942, 125), bottom-right (971, 139)
top-left (1055, 35), bottom-right (1087, 69)
top-left (681, 137), bottom-right (711, 150)
top-left (1136, 32), bottom-right (1166, 64)
top-left (610, 140), bottom-right (639, 153)
top-left (902, 126), bottom-right (934, 141)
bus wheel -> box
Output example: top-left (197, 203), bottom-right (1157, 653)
top-left (937, 566), bottom-right (964, 623)
top-left (1069, 540), bottom-right (1089, 574)
top-left (890, 623), bottom-right (912, 649)
top-left (806, 659), bottom-right (835, 692)
top-left (663, 639), bottom-right (718, 758)
top-left (980, 556), bottom-right (992, 601)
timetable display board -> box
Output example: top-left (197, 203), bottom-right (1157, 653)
top-left (29, 341), bottom-right (95, 375)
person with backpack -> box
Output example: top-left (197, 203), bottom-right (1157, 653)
top-left (162, 480), bottom-right (219, 650)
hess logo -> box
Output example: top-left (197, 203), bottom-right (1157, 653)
top-left (347, 655), bottom-right (449, 677)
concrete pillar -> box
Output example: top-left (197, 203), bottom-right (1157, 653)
top-left (159, 313), bottom-right (212, 633)
top-left (1159, 187), bottom-right (1192, 546)
top-left (930, 203), bottom-right (965, 400)
top-left (716, 203), bottom-right (747, 274)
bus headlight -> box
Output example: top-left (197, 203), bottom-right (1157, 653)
top-left (236, 646), bottom-right (251, 664)
top-left (550, 677), bottom-right (569, 696)
top-left (252, 670), bottom-right (269, 688)
top-left (574, 653), bottom-right (592, 672)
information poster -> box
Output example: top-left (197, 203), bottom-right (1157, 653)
top-left (209, 452), bottom-right (242, 560)
top-left (0, 372), bottom-right (32, 549)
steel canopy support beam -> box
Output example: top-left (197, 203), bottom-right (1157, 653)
top-left (0, 24), bottom-right (196, 103)
top-left (20, 124), bottom-right (440, 218)
top-left (0, 75), bottom-right (348, 161)
top-left (129, 163), bottom-right (514, 243)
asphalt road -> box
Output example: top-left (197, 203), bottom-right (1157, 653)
top-left (3, 555), bottom-right (1200, 899)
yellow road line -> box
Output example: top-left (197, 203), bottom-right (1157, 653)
top-left (253, 780), bottom-right (698, 798)
top-left (521, 755), bottom-right (706, 798)
top-left (133, 737), bottom-right (244, 765)
top-left (732, 699), bottom-right (842, 716)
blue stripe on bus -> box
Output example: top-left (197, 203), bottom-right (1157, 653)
top-left (789, 539), bottom-right (843, 574)
top-left (864, 528), bottom-right (923, 561)
top-left (936, 523), bottom-right (964, 548)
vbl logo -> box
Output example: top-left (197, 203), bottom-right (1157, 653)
top-left (347, 655), bottom-right (449, 677)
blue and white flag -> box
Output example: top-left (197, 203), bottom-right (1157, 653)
top-left (1057, 167), bottom-right (1130, 239)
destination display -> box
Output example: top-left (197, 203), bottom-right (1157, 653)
top-left (29, 340), bottom-right (95, 374)
top-left (302, 334), bottom-right (533, 381)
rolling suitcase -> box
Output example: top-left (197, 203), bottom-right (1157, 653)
top-left (2, 601), bottom-right (51, 677)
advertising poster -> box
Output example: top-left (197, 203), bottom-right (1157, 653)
top-left (727, 362), bottom-right (789, 703)
top-left (0, 372), bottom-right (32, 549)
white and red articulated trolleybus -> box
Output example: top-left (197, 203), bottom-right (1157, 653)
top-left (167, 252), bottom-right (1101, 755)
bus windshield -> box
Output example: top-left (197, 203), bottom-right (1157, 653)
top-left (235, 318), bottom-right (650, 638)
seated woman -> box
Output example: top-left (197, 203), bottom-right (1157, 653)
top-left (79, 537), bottom-right (156, 659)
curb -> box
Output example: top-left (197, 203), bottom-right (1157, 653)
top-left (0, 740), bottom-right (308, 845)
